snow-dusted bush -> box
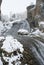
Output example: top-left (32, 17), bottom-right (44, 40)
top-left (1, 35), bottom-right (24, 65)
top-left (1, 35), bottom-right (24, 53)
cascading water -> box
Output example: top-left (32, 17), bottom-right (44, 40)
top-left (30, 37), bottom-right (44, 65)
top-left (0, 19), bottom-right (44, 65)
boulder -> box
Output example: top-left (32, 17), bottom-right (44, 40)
top-left (3, 20), bottom-right (30, 38)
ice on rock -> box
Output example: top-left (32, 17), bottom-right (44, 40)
top-left (1, 35), bottom-right (24, 53)
top-left (18, 29), bottom-right (29, 35)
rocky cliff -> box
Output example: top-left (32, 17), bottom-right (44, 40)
top-left (27, 0), bottom-right (44, 27)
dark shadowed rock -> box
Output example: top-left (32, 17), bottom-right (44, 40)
top-left (0, 0), bottom-right (2, 20)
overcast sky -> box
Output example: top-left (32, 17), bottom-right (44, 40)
top-left (1, 0), bottom-right (36, 16)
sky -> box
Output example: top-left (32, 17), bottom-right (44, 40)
top-left (1, 0), bottom-right (36, 16)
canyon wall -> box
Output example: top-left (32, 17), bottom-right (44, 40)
top-left (27, 0), bottom-right (44, 27)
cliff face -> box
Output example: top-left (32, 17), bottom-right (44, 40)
top-left (35, 0), bottom-right (44, 20)
top-left (0, 0), bottom-right (2, 20)
top-left (0, 0), bottom-right (2, 5)
top-left (27, 0), bottom-right (44, 27)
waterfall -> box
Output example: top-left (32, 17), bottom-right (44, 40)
top-left (31, 38), bottom-right (44, 65)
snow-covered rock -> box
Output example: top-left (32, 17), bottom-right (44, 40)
top-left (3, 20), bottom-right (30, 37)
top-left (31, 29), bottom-right (44, 38)
top-left (18, 29), bottom-right (29, 35)
top-left (32, 29), bottom-right (41, 35)
top-left (39, 21), bottom-right (44, 30)
top-left (31, 29), bottom-right (42, 37)
top-left (1, 35), bottom-right (24, 53)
